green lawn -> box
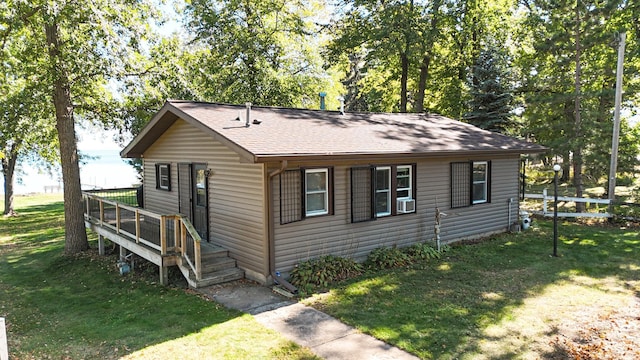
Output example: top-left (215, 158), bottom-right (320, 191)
top-left (304, 219), bottom-right (640, 359)
top-left (0, 194), bottom-right (318, 359)
top-left (3, 194), bottom-right (638, 359)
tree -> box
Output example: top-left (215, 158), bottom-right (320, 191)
top-left (184, 0), bottom-right (332, 107)
top-left (516, 0), bottom-right (639, 188)
top-left (327, 0), bottom-right (429, 113)
top-left (463, 46), bottom-right (515, 134)
top-left (3, 0), bottom-right (156, 253)
top-left (1, 3), bottom-right (58, 216)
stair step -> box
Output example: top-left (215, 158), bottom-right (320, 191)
top-left (200, 257), bottom-right (237, 274)
top-left (193, 268), bottom-right (245, 287)
top-left (200, 244), bottom-right (229, 261)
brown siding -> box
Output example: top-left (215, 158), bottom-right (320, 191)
top-left (143, 119), bottom-right (268, 279)
top-left (272, 156), bottom-right (520, 274)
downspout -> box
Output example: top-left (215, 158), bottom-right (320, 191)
top-left (267, 160), bottom-right (298, 293)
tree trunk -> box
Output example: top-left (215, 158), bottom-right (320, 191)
top-left (45, 20), bottom-right (88, 254)
top-left (414, 0), bottom-right (442, 114)
top-left (2, 146), bottom-right (18, 216)
top-left (573, 2), bottom-right (585, 212)
top-left (400, 52), bottom-right (409, 113)
top-left (415, 54), bottom-right (430, 113)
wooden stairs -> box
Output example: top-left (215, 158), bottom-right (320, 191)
top-left (178, 243), bottom-right (244, 288)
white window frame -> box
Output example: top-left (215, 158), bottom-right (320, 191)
top-left (305, 168), bottom-right (329, 217)
top-left (375, 166), bottom-right (392, 217)
top-left (396, 165), bottom-right (413, 200)
top-left (157, 163), bottom-right (170, 191)
top-left (472, 161), bottom-right (488, 204)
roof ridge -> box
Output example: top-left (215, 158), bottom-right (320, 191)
top-left (165, 99), bottom-right (452, 119)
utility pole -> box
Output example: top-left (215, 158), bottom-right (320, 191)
top-left (608, 32), bottom-right (626, 218)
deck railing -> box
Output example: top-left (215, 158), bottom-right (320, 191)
top-left (83, 192), bottom-right (202, 280)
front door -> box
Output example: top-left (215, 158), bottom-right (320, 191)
top-left (192, 163), bottom-right (209, 240)
top-left (178, 163), bottom-right (209, 241)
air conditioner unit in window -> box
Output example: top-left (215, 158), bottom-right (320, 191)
top-left (397, 198), bottom-right (415, 213)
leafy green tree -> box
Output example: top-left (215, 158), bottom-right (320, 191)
top-left (327, 0), bottom-right (436, 113)
top-left (184, 0), bottom-right (331, 107)
top-left (1, 4), bottom-right (58, 216)
top-left (2, 0), bottom-right (157, 253)
top-left (516, 0), bottom-right (639, 191)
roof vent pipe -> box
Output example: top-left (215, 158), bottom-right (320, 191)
top-left (245, 102), bottom-right (251, 127)
top-left (337, 96), bottom-right (345, 115)
top-left (319, 92), bottom-right (327, 110)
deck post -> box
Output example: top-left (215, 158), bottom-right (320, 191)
top-left (135, 210), bottom-right (141, 243)
top-left (159, 265), bottom-right (168, 286)
top-left (174, 217), bottom-right (180, 252)
top-left (116, 204), bottom-right (121, 234)
top-left (98, 235), bottom-right (105, 256)
top-left (99, 200), bottom-right (104, 226)
top-left (195, 242), bottom-right (202, 281)
top-left (160, 216), bottom-right (167, 255)
top-left (119, 245), bottom-right (127, 261)
top-left (181, 222), bottom-right (187, 256)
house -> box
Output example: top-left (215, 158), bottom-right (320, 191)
top-left (121, 100), bottom-right (546, 285)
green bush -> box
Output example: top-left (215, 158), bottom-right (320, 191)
top-left (289, 255), bottom-right (363, 294)
top-left (365, 246), bottom-right (411, 269)
top-left (406, 242), bottom-right (443, 261)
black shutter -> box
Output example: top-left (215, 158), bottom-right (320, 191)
top-left (351, 166), bottom-right (375, 223)
top-left (280, 170), bottom-right (302, 224)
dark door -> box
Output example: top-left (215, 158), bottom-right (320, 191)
top-left (192, 163), bottom-right (209, 240)
top-left (178, 163), bottom-right (192, 220)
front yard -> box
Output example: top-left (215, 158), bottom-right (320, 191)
top-left (0, 194), bottom-right (317, 360)
top-left (2, 194), bottom-right (639, 359)
top-left (303, 219), bottom-right (640, 359)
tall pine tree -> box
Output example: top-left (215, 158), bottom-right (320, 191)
top-left (463, 47), bottom-right (514, 134)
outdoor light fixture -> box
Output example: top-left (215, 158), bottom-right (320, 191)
top-left (553, 164), bottom-right (561, 257)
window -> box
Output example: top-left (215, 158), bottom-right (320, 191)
top-left (350, 164), bottom-right (416, 222)
top-left (305, 168), bottom-right (329, 216)
top-left (155, 163), bottom-right (171, 191)
top-left (195, 166), bottom-right (207, 206)
top-left (375, 167), bottom-right (391, 216)
top-left (451, 161), bottom-right (491, 208)
top-left (396, 165), bottom-right (412, 199)
top-left (472, 161), bottom-right (488, 204)
top-left (280, 167), bottom-right (333, 224)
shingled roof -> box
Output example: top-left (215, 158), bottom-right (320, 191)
top-left (121, 100), bottom-right (546, 162)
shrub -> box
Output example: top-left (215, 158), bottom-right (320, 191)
top-left (289, 255), bottom-right (363, 295)
top-left (365, 246), bottom-right (411, 269)
top-left (406, 242), bottom-right (442, 261)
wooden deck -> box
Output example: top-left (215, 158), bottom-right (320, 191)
top-left (83, 191), bottom-right (243, 287)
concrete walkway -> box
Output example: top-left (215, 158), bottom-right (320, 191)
top-left (198, 282), bottom-right (419, 360)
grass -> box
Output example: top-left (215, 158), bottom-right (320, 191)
top-left (1, 194), bottom-right (318, 359)
top-left (303, 219), bottom-right (640, 359)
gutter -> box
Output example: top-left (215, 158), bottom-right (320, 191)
top-left (266, 160), bottom-right (298, 294)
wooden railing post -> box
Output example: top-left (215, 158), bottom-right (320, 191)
top-left (116, 204), bottom-right (121, 234)
top-left (195, 242), bottom-right (202, 281)
top-left (135, 210), bottom-right (141, 243)
top-left (174, 217), bottom-right (179, 251)
top-left (181, 222), bottom-right (187, 256)
top-left (99, 200), bottom-right (104, 226)
top-left (160, 216), bottom-right (167, 255)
